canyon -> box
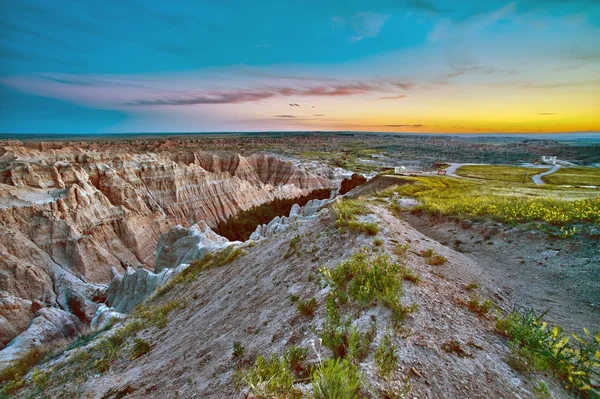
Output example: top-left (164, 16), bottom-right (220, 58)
top-left (0, 140), bottom-right (343, 353)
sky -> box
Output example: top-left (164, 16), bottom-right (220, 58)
top-left (0, 0), bottom-right (599, 134)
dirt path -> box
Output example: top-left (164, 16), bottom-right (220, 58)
top-left (532, 164), bottom-right (561, 185)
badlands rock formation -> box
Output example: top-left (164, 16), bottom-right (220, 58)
top-left (96, 195), bottom-right (333, 323)
top-left (0, 141), bottom-right (341, 357)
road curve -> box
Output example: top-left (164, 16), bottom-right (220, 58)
top-left (444, 163), bottom-right (484, 178)
top-left (532, 164), bottom-right (561, 185)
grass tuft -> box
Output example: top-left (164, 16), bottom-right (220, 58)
top-left (296, 297), bottom-right (318, 318)
top-left (311, 358), bottom-right (362, 399)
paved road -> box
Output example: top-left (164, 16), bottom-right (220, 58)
top-left (444, 163), bottom-right (484, 178)
top-left (532, 164), bottom-right (561, 185)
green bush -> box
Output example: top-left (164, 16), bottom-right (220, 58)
top-left (311, 358), bottom-right (362, 399)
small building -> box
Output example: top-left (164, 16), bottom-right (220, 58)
top-left (394, 166), bottom-right (406, 174)
top-left (541, 156), bottom-right (557, 165)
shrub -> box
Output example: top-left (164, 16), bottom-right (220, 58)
top-left (375, 332), bottom-right (398, 379)
top-left (373, 238), bottom-right (384, 247)
top-left (347, 323), bottom-right (377, 363)
top-left (129, 338), bottom-right (152, 360)
top-left (285, 235), bottom-right (302, 259)
top-left (319, 251), bottom-right (416, 327)
top-left (466, 295), bottom-right (493, 316)
top-left (321, 251), bottom-right (402, 308)
top-left (393, 243), bottom-right (410, 259)
top-left (232, 341), bottom-right (245, 359)
top-left (420, 248), bottom-right (447, 265)
top-left (496, 309), bottom-right (600, 394)
top-left (283, 346), bottom-right (309, 378)
top-left (154, 246), bottom-right (245, 298)
top-left (296, 297), bottom-right (318, 318)
top-left (465, 281), bottom-right (480, 291)
top-left (288, 294), bottom-right (300, 303)
top-left (420, 248), bottom-right (435, 257)
top-left (319, 300), bottom-right (352, 358)
top-left (427, 254), bottom-right (447, 266)
top-left (135, 299), bottom-right (185, 329)
top-left (311, 358), bottom-right (362, 399)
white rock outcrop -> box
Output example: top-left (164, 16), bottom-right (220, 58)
top-left (249, 197), bottom-right (332, 241)
top-left (0, 307), bottom-right (84, 370)
top-left (105, 222), bottom-right (238, 313)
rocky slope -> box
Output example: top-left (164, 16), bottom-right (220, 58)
top-left (4, 194), bottom-right (578, 398)
top-left (0, 143), bottom-right (342, 353)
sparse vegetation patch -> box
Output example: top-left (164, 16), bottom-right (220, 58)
top-left (384, 177), bottom-right (600, 236)
top-left (496, 308), bottom-right (600, 394)
top-left (331, 199), bottom-right (379, 235)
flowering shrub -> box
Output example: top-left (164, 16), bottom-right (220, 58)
top-left (496, 309), bottom-right (600, 395)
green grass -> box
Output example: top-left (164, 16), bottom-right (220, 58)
top-left (456, 165), bottom-right (548, 183)
top-left (129, 338), bottom-right (152, 360)
top-left (465, 294), bottom-right (493, 316)
top-left (496, 309), bottom-right (600, 394)
top-left (420, 248), bottom-right (447, 266)
top-left (239, 354), bottom-right (299, 398)
top-left (383, 176), bottom-right (600, 231)
top-left (374, 332), bottom-right (398, 379)
top-left (311, 358), bottom-right (362, 399)
top-left (543, 167), bottom-right (600, 186)
top-left (319, 250), bottom-right (417, 329)
top-left (154, 246), bottom-right (245, 299)
top-left (331, 199), bottom-right (380, 235)
top-left (296, 297), bottom-right (318, 318)
top-left (232, 341), bottom-right (245, 359)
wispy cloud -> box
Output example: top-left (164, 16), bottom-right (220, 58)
top-left (275, 114), bottom-right (296, 118)
top-left (521, 81), bottom-right (600, 89)
top-left (378, 94), bottom-right (407, 100)
top-left (538, 112), bottom-right (556, 115)
top-left (333, 11), bottom-right (390, 43)
top-left (126, 90), bottom-right (276, 105)
top-left (125, 82), bottom-right (381, 106)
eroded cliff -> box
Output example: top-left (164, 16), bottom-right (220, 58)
top-left (0, 142), bottom-right (341, 349)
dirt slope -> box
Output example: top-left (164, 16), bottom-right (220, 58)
top-left (17, 200), bottom-right (574, 399)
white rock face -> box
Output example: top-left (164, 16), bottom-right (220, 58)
top-left (0, 307), bottom-right (84, 370)
top-left (155, 221), bottom-right (231, 273)
top-left (105, 222), bottom-right (237, 313)
top-left (90, 304), bottom-right (126, 330)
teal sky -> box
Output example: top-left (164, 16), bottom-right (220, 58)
top-left (1, 0), bottom-right (599, 134)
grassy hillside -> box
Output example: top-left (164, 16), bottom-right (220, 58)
top-left (455, 165), bottom-right (548, 183)
top-left (543, 167), bottom-right (600, 186)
